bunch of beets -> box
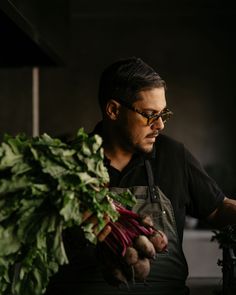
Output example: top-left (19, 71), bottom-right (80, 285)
top-left (97, 202), bottom-right (168, 287)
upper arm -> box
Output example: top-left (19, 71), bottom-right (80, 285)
top-left (184, 148), bottom-right (225, 219)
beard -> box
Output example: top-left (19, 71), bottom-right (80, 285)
top-left (132, 139), bottom-right (155, 155)
top-left (134, 142), bottom-right (155, 154)
top-left (117, 125), bottom-right (156, 155)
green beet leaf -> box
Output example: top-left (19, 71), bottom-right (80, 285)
top-left (0, 128), bottom-right (135, 295)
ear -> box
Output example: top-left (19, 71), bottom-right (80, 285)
top-left (105, 99), bottom-right (121, 120)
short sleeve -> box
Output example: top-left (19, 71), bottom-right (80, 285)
top-left (184, 147), bottom-right (225, 219)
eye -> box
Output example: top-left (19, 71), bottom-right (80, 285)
top-left (142, 110), bottom-right (157, 117)
top-left (145, 112), bottom-right (155, 117)
top-left (148, 110), bottom-right (163, 118)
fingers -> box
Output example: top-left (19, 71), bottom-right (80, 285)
top-left (91, 214), bottom-right (110, 236)
top-left (82, 211), bottom-right (109, 225)
top-left (97, 225), bottom-right (112, 242)
top-left (81, 210), bottom-right (112, 242)
top-left (81, 211), bottom-right (101, 240)
top-left (81, 210), bottom-right (93, 223)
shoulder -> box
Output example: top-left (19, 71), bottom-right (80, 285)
top-left (154, 134), bottom-right (185, 155)
top-left (154, 134), bottom-right (202, 170)
top-left (150, 134), bottom-right (187, 172)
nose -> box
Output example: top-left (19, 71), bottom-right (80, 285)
top-left (151, 117), bottom-right (165, 131)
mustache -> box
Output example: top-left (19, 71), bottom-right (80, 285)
top-left (146, 132), bottom-right (159, 137)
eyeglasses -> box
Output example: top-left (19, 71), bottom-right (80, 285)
top-left (116, 98), bottom-right (173, 126)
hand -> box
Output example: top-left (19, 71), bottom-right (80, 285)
top-left (207, 197), bottom-right (236, 228)
top-left (81, 210), bottom-right (112, 242)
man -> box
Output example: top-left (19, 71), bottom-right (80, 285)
top-left (47, 57), bottom-right (236, 295)
top-left (91, 57), bottom-right (236, 294)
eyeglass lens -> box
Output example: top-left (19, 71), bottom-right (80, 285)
top-left (148, 110), bottom-right (172, 125)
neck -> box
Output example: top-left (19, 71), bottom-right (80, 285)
top-left (104, 144), bottom-right (133, 171)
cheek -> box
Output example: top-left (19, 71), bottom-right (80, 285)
top-left (129, 124), bottom-right (148, 144)
top-left (121, 114), bottom-right (149, 143)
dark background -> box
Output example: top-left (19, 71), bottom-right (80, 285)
top-left (0, 0), bottom-right (235, 196)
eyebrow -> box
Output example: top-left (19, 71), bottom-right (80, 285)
top-left (141, 106), bottom-right (167, 113)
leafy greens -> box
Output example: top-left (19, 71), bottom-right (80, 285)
top-left (0, 129), bottom-right (135, 295)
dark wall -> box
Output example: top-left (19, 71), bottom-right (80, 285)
top-left (0, 0), bottom-right (68, 138)
top-left (0, 0), bottom-right (69, 65)
top-left (0, 0), bottom-right (235, 194)
top-left (0, 69), bottom-right (32, 136)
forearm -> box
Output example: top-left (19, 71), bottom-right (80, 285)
top-left (207, 197), bottom-right (236, 228)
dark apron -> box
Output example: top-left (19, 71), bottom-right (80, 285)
top-left (103, 160), bottom-right (189, 292)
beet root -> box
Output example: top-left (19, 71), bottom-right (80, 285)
top-left (149, 230), bottom-right (168, 252)
top-left (124, 246), bottom-right (139, 265)
top-left (102, 266), bottom-right (128, 287)
top-left (133, 258), bottom-right (150, 281)
top-left (140, 214), bottom-right (154, 227)
top-left (134, 235), bottom-right (156, 259)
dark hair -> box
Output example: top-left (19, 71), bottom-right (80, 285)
top-left (98, 57), bottom-right (166, 112)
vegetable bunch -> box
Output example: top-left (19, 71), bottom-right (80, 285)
top-left (98, 203), bottom-right (168, 287)
top-left (0, 129), bottom-right (135, 295)
top-left (212, 225), bottom-right (236, 248)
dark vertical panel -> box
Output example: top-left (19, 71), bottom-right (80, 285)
top-left (0, 69), bottom-right (32, 139)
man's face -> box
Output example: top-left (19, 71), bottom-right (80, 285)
top-left (117, 87), bottom-right (167, 154)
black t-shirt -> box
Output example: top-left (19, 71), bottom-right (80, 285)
top-left (46, 130), bottom-right (225, 294)
top-left (106, 133), bottom-right (225, 242)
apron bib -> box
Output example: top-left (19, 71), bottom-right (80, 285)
top-left (110, 160), bottom-right (188, 283)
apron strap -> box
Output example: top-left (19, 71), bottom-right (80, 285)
top-left (144, 159), bottom-right (160, 204)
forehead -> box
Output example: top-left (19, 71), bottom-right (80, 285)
top-left (134, 87), bottom-right (166, 110)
